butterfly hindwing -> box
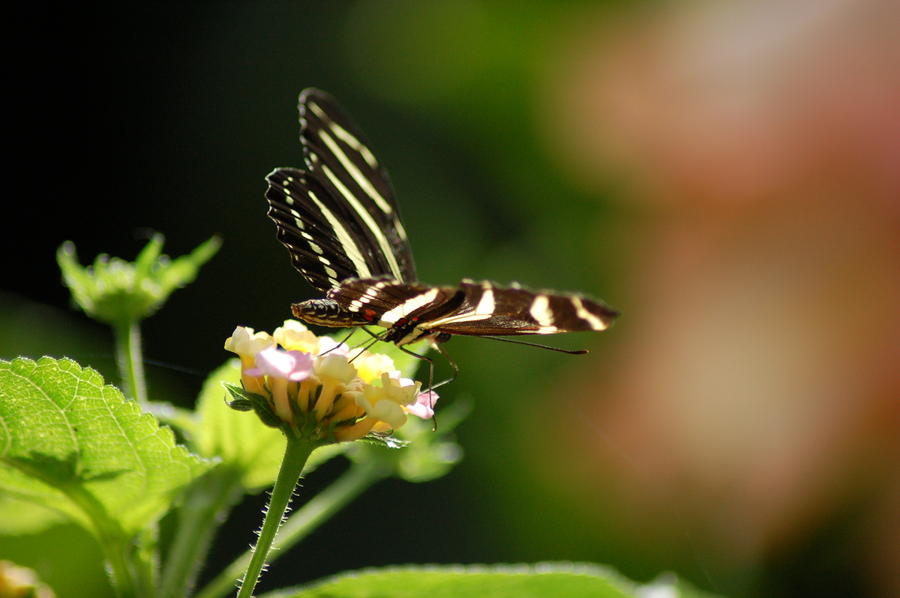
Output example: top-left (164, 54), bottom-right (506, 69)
top-left (328, 278), bottom-right (618, 338)
top-left (419, 280), bottom-right (618, 336)
top-left (328, 277), bottom-right (462, 326)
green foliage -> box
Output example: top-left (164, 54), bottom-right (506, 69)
top-left (0, 494), bottom-right (65, 534)
top-left (57, 235), bottom-right (220, 326)
top-left (195, 360), bottom-right (285, 491)
top-left (0, 524), bottom-right (111, 598)
top-left (0, 357), bottom-right (210, 536)
top-left (260, 563), bottom-right (638, 598)
top-left (262, 564), bottom-right (725, 598)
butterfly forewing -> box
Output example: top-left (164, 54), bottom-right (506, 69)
top-left (266, 168), bottom-right (368, 292)
top-left (265, 88), bottom-right (416, 292)
top-left (298, 88), bottom-right (416, 283)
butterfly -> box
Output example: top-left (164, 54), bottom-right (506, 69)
top-left (264, 88), bottom-right (618, 361)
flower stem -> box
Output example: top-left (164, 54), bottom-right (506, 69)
top-left (159, 466), bottom-right (245, 598)
top-left (114, 320), bottom-right (147, 404)
top-left (236, 435), bottom-right (317, 598)
top-left (65, 484), bottom-right (147, 598)
top-left (105, 538), bottom-right (142, 598)
top-left (195, 461), bottom-right (386, 598)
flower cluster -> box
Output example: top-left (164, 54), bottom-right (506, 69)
top-left (224, 321), bottom-right (437, 442)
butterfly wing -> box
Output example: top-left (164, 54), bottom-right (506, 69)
top-left (265, 88), bottom-right (416, 293)
top-left (419, 280), bottom-right (619, 336)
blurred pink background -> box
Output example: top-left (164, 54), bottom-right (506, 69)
top-left (538, 1), bottom-right (899, 595)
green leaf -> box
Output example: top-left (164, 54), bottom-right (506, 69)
top-left (223, 382), bottom-right (283, 427)
top-left (144, 400), bottom-right (199, 443)
top-left (194, 360), bottom-right (347, 491)
top-left (0, 494), bottom-right (65, 534)
top-left (0, 357), bottom-right (211, 536)
top-left (259, 563), bottom-right (638, 598)
top-left (57, 235), bottom-right (221, 325)
top-left (195, 360), bottom-right (285, 491)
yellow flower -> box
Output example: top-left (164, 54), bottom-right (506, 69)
top-left (312, 353), bottom-right (357, 421)
top-left (224, 326), bottom-right (275, 395)
top-left (314, 353), bottom-right (357, 384)
top-left (357, 373), bottom-right (423, 431)
top-left (0, 561), bottom-right (55, 598)
top-left (273, 320), bottom-right (320, 353)
top-left (224, 326), bottom-right (275, 358)
top-left (352, 351), bottom-right (397, 383)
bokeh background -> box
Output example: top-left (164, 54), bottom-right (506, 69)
top-left (3, 1), bottom-right (898, 597)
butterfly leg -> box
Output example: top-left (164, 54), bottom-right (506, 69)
top-left (397, 344), bottom-right (436, 394)
top-left (396, 344), bottom-right (441, 430)
top-left (430, 341), bottom-right (459, 391)
top-left (319, 328), bottom-right (358, 355)
top-left (348, 332), bottom-right (385, 363)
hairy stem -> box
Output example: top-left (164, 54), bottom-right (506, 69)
top-left (235, 435), bottom-right (317, 598)
top-left (196, 460), bottom-right (385, 598)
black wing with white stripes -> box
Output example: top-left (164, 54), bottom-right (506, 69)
top-left (265, 88), bottom-right (416, 292)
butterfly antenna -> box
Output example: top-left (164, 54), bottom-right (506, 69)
top-left (481, 336), bottom-right (589, 355)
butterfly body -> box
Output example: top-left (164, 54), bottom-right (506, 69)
top-left (266, 88), bottom-right (618, 350)
top-left (290, 298), bottom-right (363, 328)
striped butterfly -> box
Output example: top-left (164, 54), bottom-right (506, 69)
top-left (265, 89), bottom-right (618, 365)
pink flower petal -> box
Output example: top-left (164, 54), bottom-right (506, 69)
top-left (406, 390), bottom-right (439, 419)
top-left (246, 347), bottom-right (314, 381)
